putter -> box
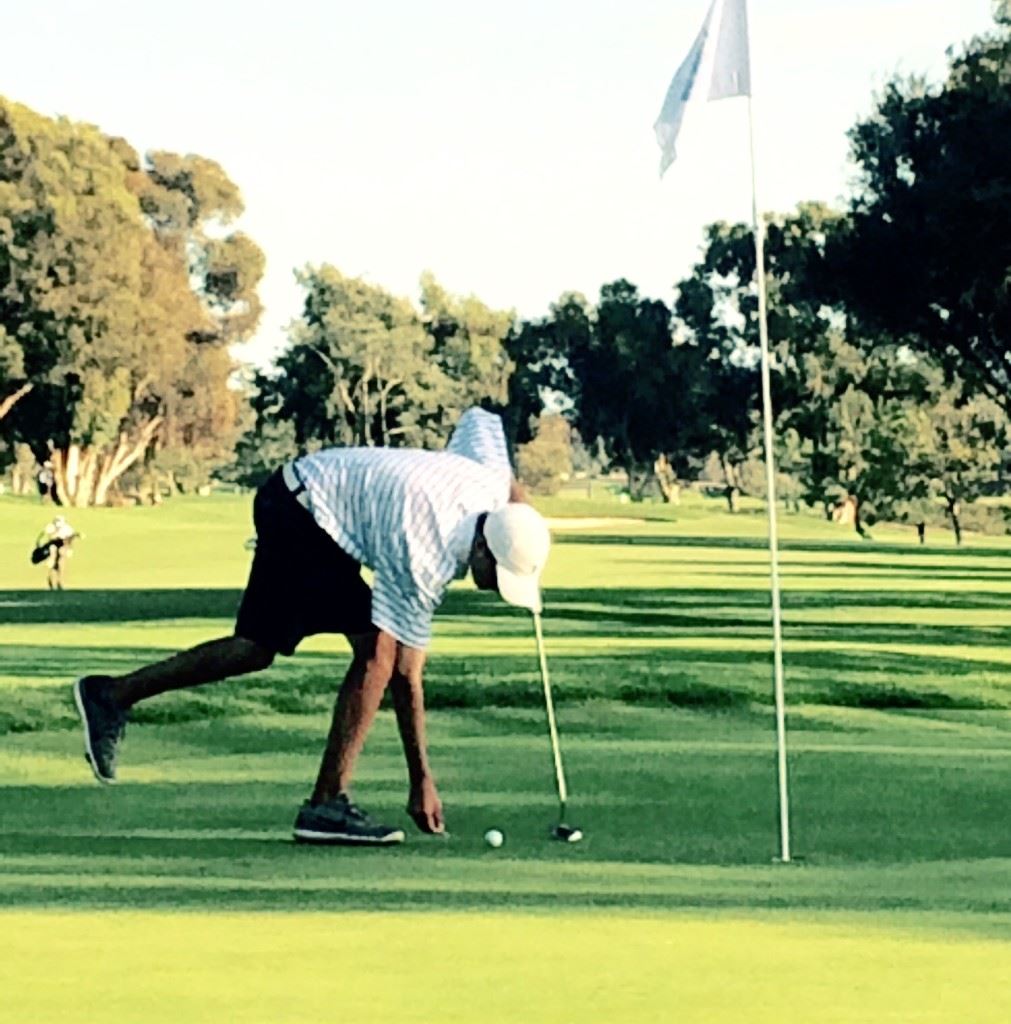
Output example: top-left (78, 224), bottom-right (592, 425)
top-left (533, 611), bottom-right (583, 843)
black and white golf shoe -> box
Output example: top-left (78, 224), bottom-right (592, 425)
top-left (293, 793), bottom-right (405, 846)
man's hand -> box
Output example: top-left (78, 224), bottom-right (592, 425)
top-left (408, 775), bottom-right (445, 834)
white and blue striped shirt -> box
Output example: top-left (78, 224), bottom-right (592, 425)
top-left (294, 408), bottom-right (512, 649)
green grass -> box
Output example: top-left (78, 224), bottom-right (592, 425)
top-left (5, 909), bottom-right (1009, 1024)
top-left (1, 491), bottom-right (1010, 1022)
top-left (4, 490), bottom-right (1011, 732)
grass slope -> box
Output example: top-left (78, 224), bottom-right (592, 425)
top-left (1, 491), bottom-right (1009, 1022)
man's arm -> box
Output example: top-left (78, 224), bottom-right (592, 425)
top-left (389, 644), bottom-right (444, 834)
top-left (445, 407), bottom-right (525, 505)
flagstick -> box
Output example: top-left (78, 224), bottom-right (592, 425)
top-left (746, 92), bottom-right (792, 864)
top-left (656, 0), bottom-right (792, 864)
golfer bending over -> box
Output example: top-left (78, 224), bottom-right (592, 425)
top-left (73, 408), bottom-right (550, 845)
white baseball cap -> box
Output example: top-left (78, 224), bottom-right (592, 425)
top-left (483, 504), bottom-right (551, 614)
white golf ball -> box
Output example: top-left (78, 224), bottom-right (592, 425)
top-left (484, 828), bottom-right (504, 848)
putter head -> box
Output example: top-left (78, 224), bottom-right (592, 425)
top-left (551, 824), bottom-right (583, 843)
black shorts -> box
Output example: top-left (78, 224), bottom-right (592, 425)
top-left (235, 470), bottom-right (373, 656)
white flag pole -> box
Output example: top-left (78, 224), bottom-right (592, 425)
top-left (655, 0), bottom-right (792, 862)
top-left (745, 81), bottom-right (792, 863)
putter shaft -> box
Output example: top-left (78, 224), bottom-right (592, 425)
top-left (533, 611), bottom-right (568, 813)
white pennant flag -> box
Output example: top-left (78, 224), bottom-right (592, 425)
top-left (654, 0), bottom-right (752, 176)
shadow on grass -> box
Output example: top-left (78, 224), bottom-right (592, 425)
top-left (556, 534), bottom-right (1011, 560)
top-left (2, 766), bottom-right (1011, 915)
top-left (0, 588), bottom-right (243, 624)
top-left (5, 585), bottom-right (1011, 625)
top-left (569, 555), bottom-right (1011, 582)
top-left (3, 882), bottom-right (1007, 915)
top-left (3, 580), bottom-right (1010, 734)
top-left (2, 643), bottom-right (1005, 737)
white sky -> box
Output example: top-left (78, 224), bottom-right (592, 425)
top-left (3, 0), bottom-right (999, 367)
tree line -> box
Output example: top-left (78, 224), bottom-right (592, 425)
top-left (2, 13), bottom-right (1010, 542)
top-left (0, 96), bottom-right (263, 505)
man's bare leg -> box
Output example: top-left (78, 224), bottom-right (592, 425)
top-left (309, 631), bottom-right (395, 805)
top-left (294, 630), bottom-right (408, 845)
top-left (103, 635), bottom-right (275, 710)
top-left (75, 635), bottom-right (275, 784)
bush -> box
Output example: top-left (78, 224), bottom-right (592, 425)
top-left (955, 502), bottom-right (1011, 537)
top-left (516, 414), bottom-right (573, 496)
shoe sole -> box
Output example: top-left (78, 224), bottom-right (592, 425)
top-left (292, 827), bottom-right (406, 846)
top-left (73, 678), bottom-right (116, 786)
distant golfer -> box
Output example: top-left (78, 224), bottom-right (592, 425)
top-left (36, 461), bottom-right (55, 503)
top-left (73, 408), bottom-right (551, 845)
top-left (32, 515), bottom-right (80, 590)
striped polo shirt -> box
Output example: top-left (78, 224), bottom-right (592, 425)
top-left (294, 408), bottom-right (512, 649)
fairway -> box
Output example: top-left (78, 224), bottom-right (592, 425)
top-left (2, 492), bottom-right (1010, 1022)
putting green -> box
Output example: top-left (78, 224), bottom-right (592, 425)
top-left (3, 909), bottom-right (1008, 1023)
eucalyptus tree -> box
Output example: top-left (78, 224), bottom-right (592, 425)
top-left (0, 97), bottom-right (263, 504)
top-left (249, 269), bottom-right (512, 456)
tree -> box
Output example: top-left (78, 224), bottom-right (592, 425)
top-left (418, 271), bottom-right (514, 437)
top-left (0, 334), bottom-right (31, 423)
top-left (0, 98), bottom-right (263, 505)
top-left (510, 282), bottom-right (710, 500)
top-left (501, 292), bottom-right (590, 449)
top-left (247, 269), bottom-right (516, 458)
top-left (781, 331), bottom-right (980, 538)
top-left (144, 345), bottom-right (248, 495)
top-left (516, 413), bottom-right (573, 495)
top-left (674, 205), bottom-right (844, 511)
top-left (0, 104), bottom-right (171, 506)
top-left (835, 20), bottom-right (1011, 409)
top-left (268, 267), bottom-right (439, 449)
top-left (903, 372), bottom-right (1007, 544)
top-left (223, 411), bottom-right (298, 491)
top-left (0, 100), bottom-right (53, 426)
top-left (675, 261), bottom-right (759, 512)
top-left (128, 150), bottom-right (264, 496)
top-left (565, 280), bottom-right (709, 500)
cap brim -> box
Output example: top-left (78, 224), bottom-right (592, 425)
top-left (496, 565), bottom-right (542, 614)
